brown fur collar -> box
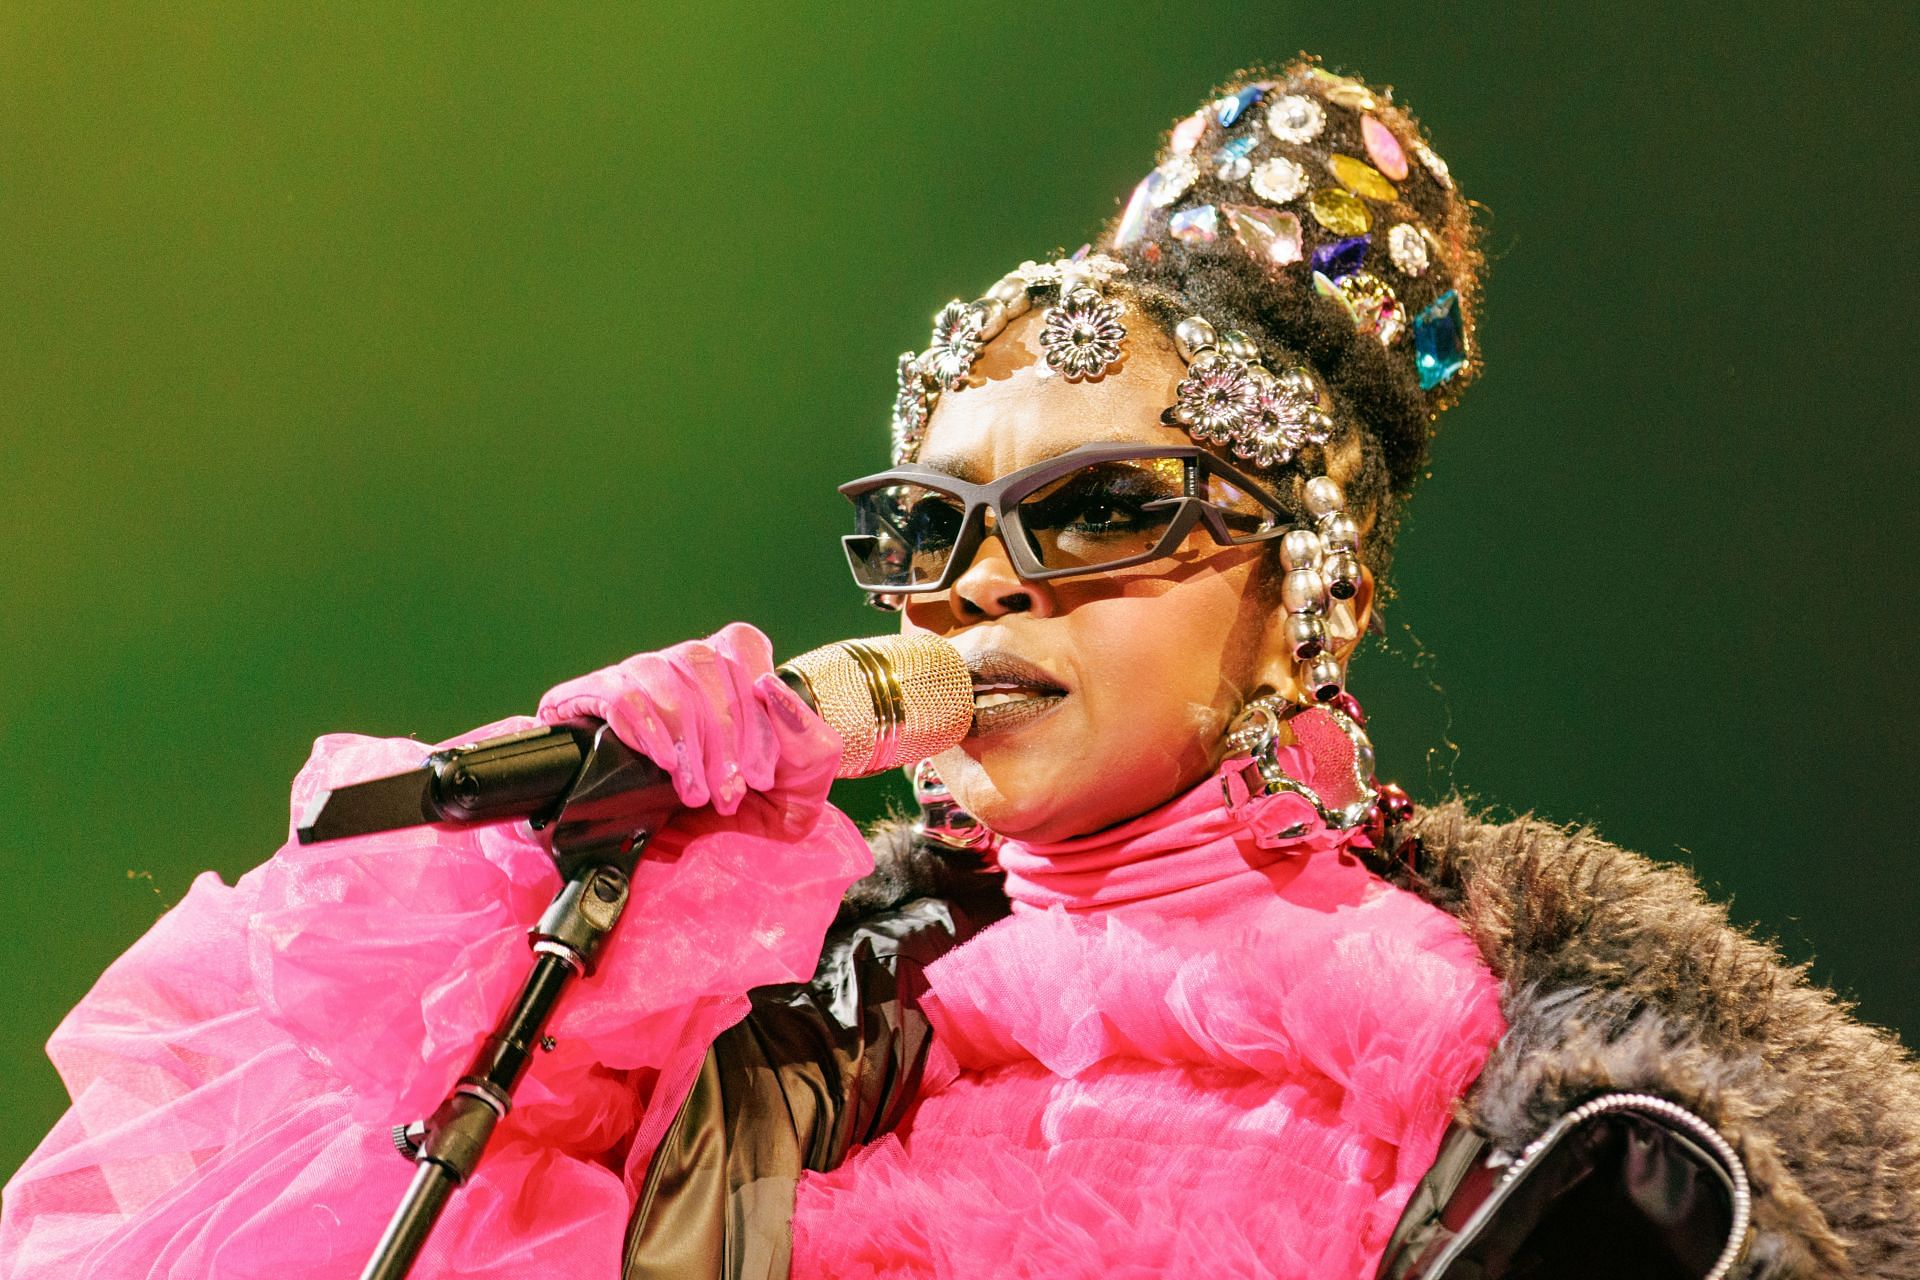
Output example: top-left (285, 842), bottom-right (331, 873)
top-left (1400, 802), bottom-right (1920, 1279)
top-left (851, 806), bottom-right (1920, 1278)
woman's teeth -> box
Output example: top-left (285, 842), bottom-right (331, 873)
top-left (965, 681), bottom-right (1067, 738)
top-left (962, 659), bottom-right (1068, 739)
top-left (972, 680), bottom-right (1057, 707)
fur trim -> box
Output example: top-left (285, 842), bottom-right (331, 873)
top-left (1404, 802), bottom-right (1920, 1279)
top-left (837, 819), bottom-right (1004, 929)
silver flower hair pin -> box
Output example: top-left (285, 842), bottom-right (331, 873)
top-left (890, 253), bottom-right (1130, 462)
top-left (889, 253), bottom-right (1335, 473)
top-left (1165, 315), bottom-right (1335, 470)
top-left (1039, 284), bottom-right (1127, 380)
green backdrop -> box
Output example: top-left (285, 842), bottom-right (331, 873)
top-left (4, 2), bottom-right (1916, 1184)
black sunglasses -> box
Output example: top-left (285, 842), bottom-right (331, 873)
top-left (839, 443), bottom-right (1297, 603)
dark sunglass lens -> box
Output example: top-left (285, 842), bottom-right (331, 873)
top-left (1200, 469), bottom-right (1286, 539)
top-left (1015, 459), bottom-right (1184, 569)
top-left (849, 483), bottom-right (965, 587)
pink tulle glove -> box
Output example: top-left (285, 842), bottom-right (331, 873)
top-left (536, 620), bottom-right (836, 835)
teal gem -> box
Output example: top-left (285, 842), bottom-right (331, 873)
top-left (1413, 290), bottom-right (1467, 389)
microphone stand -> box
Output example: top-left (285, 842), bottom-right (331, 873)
top-left (350, 722), bottom-right (680, 1280)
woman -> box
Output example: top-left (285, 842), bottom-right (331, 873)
top-left (4, 57), bottom-right (1917, 1280)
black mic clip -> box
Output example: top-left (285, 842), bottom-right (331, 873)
top-left (299, 719), bottom-right (681, 883)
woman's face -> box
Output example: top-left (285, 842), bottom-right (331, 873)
top-left (901, 307), bottom-right (1312, 844)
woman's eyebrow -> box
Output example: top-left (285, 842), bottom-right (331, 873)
top-left (911, 455), bottom-right (984, 482)
top-left (914, 439), bottom-right (1141, 484)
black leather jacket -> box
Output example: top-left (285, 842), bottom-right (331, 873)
top-left (622, 803), bottom-right (1920, 1279)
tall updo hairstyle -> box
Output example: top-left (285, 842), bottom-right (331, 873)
top-left (1092, 56), bottom-right (1485, 594)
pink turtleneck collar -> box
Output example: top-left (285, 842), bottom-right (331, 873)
top-left (995, 737), bottom-right (1375, 918)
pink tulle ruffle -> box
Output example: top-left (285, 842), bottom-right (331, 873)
top-left (0, 720), bottom-right (870, 1279)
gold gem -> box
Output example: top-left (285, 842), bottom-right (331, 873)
top-left (1307, 187), bottom-right (1372, 236)
top-left (1327, 154), bottom-right (1398, 202)
top-left (1333, 272), bottom-right (1406, 345)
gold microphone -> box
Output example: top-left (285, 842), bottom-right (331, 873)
top-left (776, 633), bottom-right (974, 778)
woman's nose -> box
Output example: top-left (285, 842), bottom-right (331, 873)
top-left (948, 520), bottom-right (1055, 621)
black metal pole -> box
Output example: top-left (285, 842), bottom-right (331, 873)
top-left (357, 862), bottom-right (634, 1280)
top-left (361, 1163), bottom-right (458, 1279)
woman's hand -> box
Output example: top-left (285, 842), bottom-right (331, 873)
top-left (536, 622), bottom-right (842, 835)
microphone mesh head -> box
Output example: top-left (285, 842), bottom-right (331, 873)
top-left (779, 633), bottom-right (973, 778)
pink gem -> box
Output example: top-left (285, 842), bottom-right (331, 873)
top-left (1169, 111), bottom-right (1207, 157)
top-left (1223, 204), bottom-right (1304, 268)
top-left (1361, 116), bottom-right (1409, 181)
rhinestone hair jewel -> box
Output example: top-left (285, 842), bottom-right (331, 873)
top-left (1102, 59), bottom-right (1479, 427)
top-left (886, 251), bottom-right (1336, 470)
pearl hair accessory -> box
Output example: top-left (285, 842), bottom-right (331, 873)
top-left (1275, 474), bottom-right (1363, 704)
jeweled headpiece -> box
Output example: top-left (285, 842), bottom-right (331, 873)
top-left (891, 252), bottom-right (1138, 463)
top-left (1109, 64), bottom-right (1476, 413)
top-left (885, 57), bottom-right (1481, 497)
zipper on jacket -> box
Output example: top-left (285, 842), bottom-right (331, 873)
top-left (1424, 1091), bottom-right (1752, 1280)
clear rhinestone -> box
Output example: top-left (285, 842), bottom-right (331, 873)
top-left (1113, 175), bottom-right (1153, 249)
top-left (1250, 156), bottom-right (1308, 204)
top-left (1387, 223), bottom-right (1430, 276)
top-left (1223, 204), bottom-right (1304, 267)
top-left (1266, 94), bottom-right (1326, 144)
top-left (1412, 138), bottom-right (1453, 189)
top-left (1168, 204), bottom-right (1220, 243)
top-left (1146, 155), bottom-right (1200, 208)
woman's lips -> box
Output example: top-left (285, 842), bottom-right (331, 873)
top-left (963, 650), bottom-right (1067, 739)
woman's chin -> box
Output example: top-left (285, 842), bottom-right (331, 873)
top-left (937, 754), bottom-right (1183, 848)
top-left (936, 748), bottom-right (1074, 845)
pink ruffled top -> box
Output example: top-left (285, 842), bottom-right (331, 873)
top-left (790, 754), bottom-right (1507, 1280)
